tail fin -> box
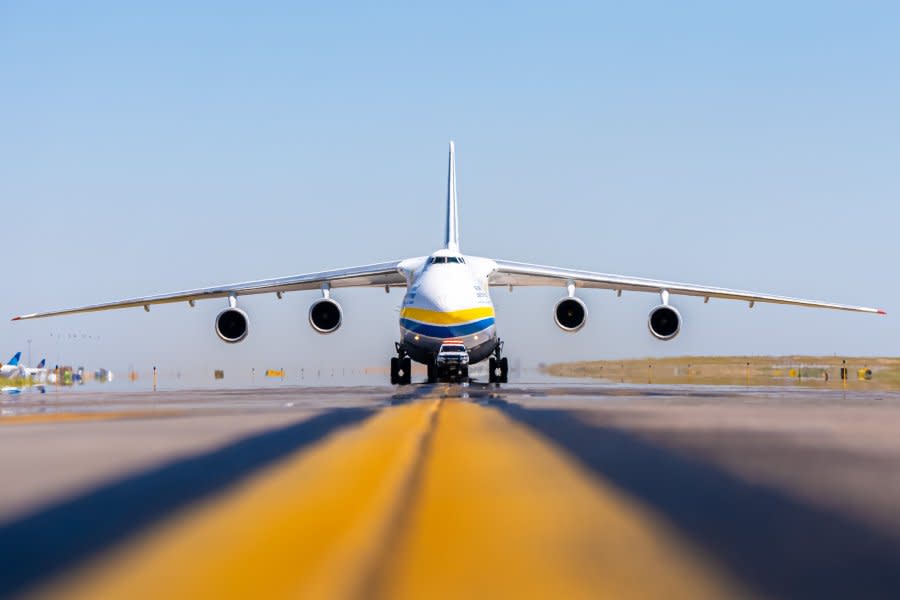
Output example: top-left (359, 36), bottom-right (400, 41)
top-left (37, 358), bottom-right (45, 369)
top-left (444, 141), bottom-right (460, 251)
top-left (7, 352), bottom-right (20, 366)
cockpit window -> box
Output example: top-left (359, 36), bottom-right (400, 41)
top-left (429, 256), bottom-right (465, 264)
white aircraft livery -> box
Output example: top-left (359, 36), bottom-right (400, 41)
top-left (23, 358), bottom-right (47, 382)
top-left (13, 142), bottom-right (885, 384)
top-left (0, 352), bottom-right (23, 379)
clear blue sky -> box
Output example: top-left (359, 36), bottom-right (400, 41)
top-left (1, 1), bottom-right (897, 374)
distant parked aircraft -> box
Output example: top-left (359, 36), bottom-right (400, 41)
top-left (0, 352), bottom-right (23, 378)
top-left (23, 358), bottom-right (47, 382)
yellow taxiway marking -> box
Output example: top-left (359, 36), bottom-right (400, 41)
top-left (34, 398), bottom-right (746, 599)
top-left (376, 400), bottom-right (746, 600)
top-left (0, 411), bottom-right (180, 426)
top-left (38, 400), bottom-right (440, 600)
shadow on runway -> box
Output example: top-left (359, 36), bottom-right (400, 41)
top-left (388, 382), bottom-right (444, 404)
top-left (388, 381), bottom-right (506, 404)
top-left (0, 406), bottom-right (374, 598)
top-left (501, 402), bottom-right (900, 600)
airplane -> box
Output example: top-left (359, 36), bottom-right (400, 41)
top-left (0, 352), bottom-right (24, 379)
top-left (12, 142), bottom-right (885, 384)
top-left (23, 358), bottom-right (47, 381)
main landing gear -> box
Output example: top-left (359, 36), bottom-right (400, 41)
top-left (426, 362), bottom-right (437, 384)
top-left (488, 342), bottom-right (509, 384)
top-left (391, 343), bottom-right (412, 385)
top-left (391, 343), bottom-right (509, 385)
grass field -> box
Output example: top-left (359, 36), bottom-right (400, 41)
top-left (543, 356), bottom-right (900, 390)
top-left (0, 376), bottom-right (34, 388)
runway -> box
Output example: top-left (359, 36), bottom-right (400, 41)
top-left (2, 381), bottom-right (900, 599)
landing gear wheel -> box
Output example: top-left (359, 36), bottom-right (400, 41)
top-left (399, 357), bottom-right (412, 385)
top-left (390, 357), bottom-right (400, 384)
top-left (489, 356), bottom-right (508, 384)
top-left (391, 344), bottom-right (412, 385)
top-left (427, 362), bottom-right (437, 384)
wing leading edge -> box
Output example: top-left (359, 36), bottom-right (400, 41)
top-left (488, 259), bottom-right (885, 315)
top-left (13, 260), bottom-right (410, 321)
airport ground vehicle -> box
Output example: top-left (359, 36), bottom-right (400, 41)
top-left (430, 340), bottom-right (469, 383)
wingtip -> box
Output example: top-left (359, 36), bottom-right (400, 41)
top-left (10, 316), bottom-right (20, 322)
top-left (877, 309), bottom-right (887, 316)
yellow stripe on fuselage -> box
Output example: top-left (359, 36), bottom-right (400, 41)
top-left (400, 306), bottom-right (494, 325)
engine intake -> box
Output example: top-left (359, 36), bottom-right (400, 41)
top-left (309, 298), bottom-right (342, 334)
top-left (648, 305), bottom-right (681, 340)
top-left (554, 297), bottom-right (587, 332)
top-left (215, 307), bottom-right (249, 343)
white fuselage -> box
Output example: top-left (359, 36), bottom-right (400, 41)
top-left (0, 365), bottom-right (23, 379)
top-left (23, 366), bottom-right (48, 382)
top-left (397, 252), bottom-right (499, 364)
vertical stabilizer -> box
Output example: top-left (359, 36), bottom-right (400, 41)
top-left (444, 141), bottom-right (460, 251)
top-left (7, 352), bottom-right (20, 366)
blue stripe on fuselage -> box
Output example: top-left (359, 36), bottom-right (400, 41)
top-left (399, 317), bottom-right (495, 339)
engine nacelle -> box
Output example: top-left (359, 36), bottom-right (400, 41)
top-left (554, 297), bottom-right (588, 332)
top-left (648, 304), bottom-right (681, 340)
top-left (309, 298), bottom-right (342, 334)
top-left (215, 307), bottom-right (249, 343)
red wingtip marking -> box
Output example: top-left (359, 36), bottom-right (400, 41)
top-left (10, 317), bottom-right (20, 321)
top-left (878, 309), bottom-right (887, 315)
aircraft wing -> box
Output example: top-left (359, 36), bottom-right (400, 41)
top-left (488, 259), bottom-right (885, 315)
top-left (13, 260), bottom-right (409, 321)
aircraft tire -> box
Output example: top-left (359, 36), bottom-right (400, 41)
top-left (399, 357), bottom-right (412, 385)
top-left (390, 357), bottom-right (399, 384)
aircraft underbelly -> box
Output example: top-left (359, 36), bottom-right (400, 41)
top-left (398, 268), bottom-right (498, 364)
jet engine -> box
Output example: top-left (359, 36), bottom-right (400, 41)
top-left (309, 298), bottom-right (343, 334)
top-left (215, 307), bottom-right (249, 343)
top-left (554, 297), bottom-right (588, 332)
top-left (648, 305), bottom-right (681, 340)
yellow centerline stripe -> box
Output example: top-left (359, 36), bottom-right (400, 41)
top-left (38, 401), bottom-right (440, 600)
top-left (35, 397), bottom-right (748, 599)
top-left (399, 305), bottom-right (494, 324)
top-left (376, 400), bottom-right (748, 600)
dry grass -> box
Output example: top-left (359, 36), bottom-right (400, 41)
top-left (0, 376), bottom-right (34, 388)
top-left (544, 356), bottom-right (900, 389)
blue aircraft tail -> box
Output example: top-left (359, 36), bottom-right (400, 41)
top-left (7, 352), bottom-right (21, 367)
top-left (37, 358), bottom-right (45, 369)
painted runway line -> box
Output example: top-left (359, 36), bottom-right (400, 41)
top-left (30, 396), bottom-right (743, 600)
